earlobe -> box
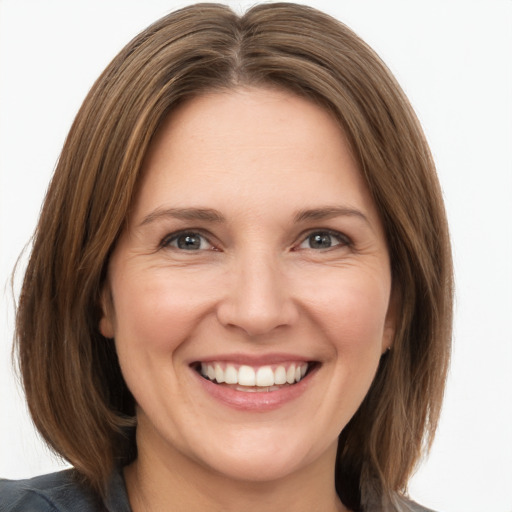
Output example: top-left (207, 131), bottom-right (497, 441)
top-left (99, 288), bottom-right (115, 339)
top-left (381, 288), bottom-right (398, 354)
top-left (99, 315), bottom-right (114, 339)
top-left (381, 324), bottom-right (394, 354)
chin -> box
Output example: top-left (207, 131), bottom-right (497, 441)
top-left (204, 449), bottom-right (315, 484)
top-left (183, 424), bottom-right (338, 485)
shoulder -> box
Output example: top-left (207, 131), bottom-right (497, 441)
top-left (0, 469), bottom-right (102, 512)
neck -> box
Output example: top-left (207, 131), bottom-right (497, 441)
top-left (124, 425), bottom-right (348, 512)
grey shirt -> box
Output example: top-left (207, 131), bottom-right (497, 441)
top-left (0, 468), bottom-right (436, 512)
top-left (0, 469), bottom-right (129, 512)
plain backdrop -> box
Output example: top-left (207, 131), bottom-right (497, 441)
top-left (1, 1), bottom-right (511, 511)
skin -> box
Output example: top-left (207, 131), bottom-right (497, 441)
top-left (100, 87), bottom-right (395, 512)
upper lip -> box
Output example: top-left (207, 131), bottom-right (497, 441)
top-left (188, 353), bottom-right (315, 366)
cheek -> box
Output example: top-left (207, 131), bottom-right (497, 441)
top-left (109, 270), bottom-right (219, 409)
top-left (302, 270), bottom-right (391, 350)
top-left (110, 268), bottom-right (216, 356)
top-left (319, 277), bottom-right (390, 407)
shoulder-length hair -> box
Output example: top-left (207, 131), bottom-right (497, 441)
top-left (15, 3), bottom-right (452, 510)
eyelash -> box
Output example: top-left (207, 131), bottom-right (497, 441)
top-left (295, 229), bottom-right (352, 251)
top-left (160, 230), bottom-right (215, 251)
top-left (159, 229), bottom-right (352, 252)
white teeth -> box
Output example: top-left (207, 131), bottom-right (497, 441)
top-left (238, 365), bottom-right (256, 386)
top-left (199, 362), bottom-right (309, 387)
top-left (256, 366), bottom-right (274, 387)
top-left (214, 363), bottom-right (225, 383)
top-left (225, 364), bottom-right (238, 384)
top-left (274, 366), bottom-right (287, 385)
top-left (286, 365), bottom-right (296, 384)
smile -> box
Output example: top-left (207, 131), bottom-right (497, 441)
top-left (191, 359), bottom-right (319, 411)
top-left (198, 362), bottom-right (309, 391)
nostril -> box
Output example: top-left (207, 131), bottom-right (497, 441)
top-left (215, 266), bottom-right (299, 337)
top-left (216, 302), bottom-right (299, 338)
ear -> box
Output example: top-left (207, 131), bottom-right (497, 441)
top-left (381, 287), bottom-right (398, 354)
top-left (99, 287), bottom-right (115, 339)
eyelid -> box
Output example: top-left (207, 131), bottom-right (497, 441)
top-left (158, 228), bottom-right (352, 252)
top-left (295, 229), bottom-right (353, 250)
top-left (160, 229), bottom-right (216, 250)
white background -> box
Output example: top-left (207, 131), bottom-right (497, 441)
top-left (1, 1), bottom-right (511, 511)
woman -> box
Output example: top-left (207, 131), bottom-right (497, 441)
top-left (1, 3), bottom-right (452, 511)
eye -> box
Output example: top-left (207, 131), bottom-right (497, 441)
top-left (297, 231), bottom-right (351, 250)
top-left (162, 231), bottom-right (213, 251)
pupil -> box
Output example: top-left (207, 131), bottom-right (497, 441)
top-left (177, 234), bottom-right (201, 250)
top-left (310, 233), bottom-right (332, 248)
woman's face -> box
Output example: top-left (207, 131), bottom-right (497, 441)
top-left (100, 87), bottom-right (394, 484)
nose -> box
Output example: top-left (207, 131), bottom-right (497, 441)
top-left (216, 252), bottom-right (299, 337)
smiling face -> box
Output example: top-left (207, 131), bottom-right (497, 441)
top-left (100, 87), bottom-right (394, 492)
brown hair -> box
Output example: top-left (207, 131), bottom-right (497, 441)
top-left (15, 3), bottom-right (452, 509)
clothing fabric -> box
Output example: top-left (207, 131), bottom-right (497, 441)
top-left (0, 468), bottom-right (436, 512)
top-left (0, 469), bottom-right (130, 512)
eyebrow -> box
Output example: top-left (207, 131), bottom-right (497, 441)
top-left (139, 207), bottom-right (225, 226)
top-left (293, 206), bottom-right (369, 224)
top-left (139, 205), bottom-right (369, 227)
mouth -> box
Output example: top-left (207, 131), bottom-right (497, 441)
top-left (192, 361), bottom-right (318, 393)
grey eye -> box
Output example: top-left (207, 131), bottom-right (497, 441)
top-left (164, 232), bottom-right (211, 250)
top-left (307, 232), bottom-right (334, 249)
top-left (177, 233), bottom-right (202, 250)
top-left (298, 231), bottom-right (349, 250)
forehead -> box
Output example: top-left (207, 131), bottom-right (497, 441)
top-left (133, 86), bottom-right (376, 222)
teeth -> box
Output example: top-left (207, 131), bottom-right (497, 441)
top-left (274, 366), bottom-right (287, 385)
top-left (214, 363), bottom-right (225, 384)
top-left (238, 365), bottom-right (256, 386)
top-left (199, 362), bottom-right (309, 387)
top-left (256, 366), bottom-right (274, 386)
top-left (286, 365), bottom-right (296, 384)
top-left (225, 365), bottom-right (237, 384)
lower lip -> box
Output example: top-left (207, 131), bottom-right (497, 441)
top-left (192, 368), bottom-right (316, 412)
